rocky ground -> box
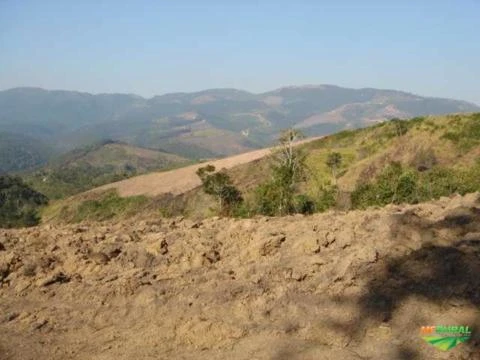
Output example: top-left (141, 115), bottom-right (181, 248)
top-left (1, 193), bottom-right (480, 359)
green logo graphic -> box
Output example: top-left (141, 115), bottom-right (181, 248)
top-left (420, 325), bottom-right (472, 351)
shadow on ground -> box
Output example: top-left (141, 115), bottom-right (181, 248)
top-left (329, 204), bottom-right (480, 359)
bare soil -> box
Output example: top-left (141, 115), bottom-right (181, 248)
top-left (1, 193), bottom-right (480, 359)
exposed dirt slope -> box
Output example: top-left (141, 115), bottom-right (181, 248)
top-left (91, 137), bottom-right (321, 197)
top-left (1, 193), bottom-right (480, 359)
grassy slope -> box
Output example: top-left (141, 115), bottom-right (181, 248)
top-left (225, 112), bottom-right (480, 208)
top-left (25, 142), bottom-right (191, 199)
top-left (43, 113), bottom-right (480, 223)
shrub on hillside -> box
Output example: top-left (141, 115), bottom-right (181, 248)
top-left (0, 175), bottom-right (48, 228)
top-left (294, 194), bottom-right (315, 214)
top-left (196, 165), bottom-right (243, 216)
top-left (315, 185), bottom-right (338, 212)
top-left (351, 163), bottom-right (418, 208)
top-left (326, 152), bottom-right (342, 184)
top-left (352, 160), bottom-right (480, 209)
top-left (417, 167), bottom-right (458, 200)
top-left (391, 119), bottom-right (409, 137)
top-left (253, 181), bottom-right (287, 216)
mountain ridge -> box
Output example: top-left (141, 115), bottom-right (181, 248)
top-left (5, 85), bottom-right (479, 106)
top-left (1, 85), bottom-right (478, 172)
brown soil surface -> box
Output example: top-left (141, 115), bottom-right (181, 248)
top-left (1, 193), bottom-right (480, 359)
top-left (91, 137), bottom-right (322, 198)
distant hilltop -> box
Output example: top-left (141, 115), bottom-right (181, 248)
top-left (0, 84), bottom-right (478, 173)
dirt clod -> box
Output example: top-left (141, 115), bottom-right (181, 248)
top-left (40, 272), bottom-right (70, 286)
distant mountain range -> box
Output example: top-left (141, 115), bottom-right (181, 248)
top-left (0, 85), bottom-right (478, 172)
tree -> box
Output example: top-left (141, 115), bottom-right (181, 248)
top-left (274, 129), bottom-right (305, 178)
top-left (326, 152), bottom-right (342, 184)
top-left (196, 165), bottom-right (242, 215)
top-left (255, 129), bottom-right (308, 216)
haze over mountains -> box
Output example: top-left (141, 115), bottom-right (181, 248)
top-left (0, 84), bottom-right (478, 172)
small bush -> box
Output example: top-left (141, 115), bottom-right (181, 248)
top-left (232, 202), bottom-right (254, 218)
top-left (441, 132), bottom-right (460, 142)
top-left (196, 165), bottom-right (243, 216)
top-left (326, 152), bottom-right (343, 183)
top-left (417, 167), bottom-right (458, 200)
top-left (315, 185), bottom-right (338, 212)
top-left (352, 163), bottom-right (416, 208)
top-left (253, 181), bottom-right (290, 216)
top-left (294, 194), bottom-right (315, 214)
top-left (395, 171), bottom-right (419, 204)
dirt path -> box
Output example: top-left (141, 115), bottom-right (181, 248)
top-left (91, 137), bottom-right (322, 197)
top-left (1, 193), bottom-right (479, 359)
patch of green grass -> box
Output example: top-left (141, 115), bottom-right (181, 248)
top-left (71, 191), bottom-right (148, 222)
top-left (191, 129), bottom-right (223, 137)
top-left (351, 161), bottom-right (480, 209)
top-left (330, 129), bottom-right (358, 142)
top-left (410, 116), bottom-right (426, 124)
top-left (441, 113), bottom-right (480, 151)
top-left (356, 142), bottom-right (379, 159)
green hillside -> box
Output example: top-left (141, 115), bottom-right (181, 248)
top-left (227, 112), bottom-right (480, 213)
top-left (24, 141), bottom-right (190, 199)
top-left (44, 112), bottom-right (480, 223)
top-left (0, 132), bottom-right (54, 172)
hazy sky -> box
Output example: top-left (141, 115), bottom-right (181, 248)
top-left (1, 0), bottom-right (479, 104)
